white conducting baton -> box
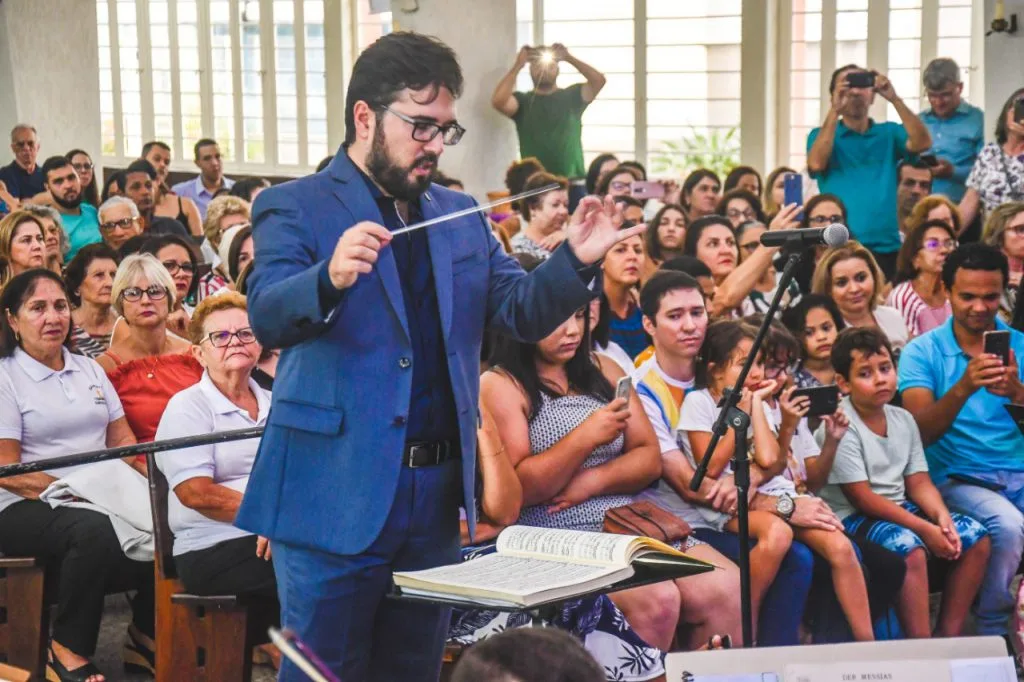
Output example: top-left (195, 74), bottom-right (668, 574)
top-left (389, 183), bottom-right (561, 236)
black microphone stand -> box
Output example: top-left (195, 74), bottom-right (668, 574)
top-left (688, 242), bottom-right (809, 648)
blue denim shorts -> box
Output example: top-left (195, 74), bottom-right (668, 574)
top-left (843, 501), bottom-right (987, 557)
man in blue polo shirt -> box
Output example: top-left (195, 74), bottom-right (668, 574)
top-left (807, 65), bottom-right (932, 280)
top-left (900, 243), bottom-right (1024, 637)
top-left (918, 58), bottom-right (984, 204)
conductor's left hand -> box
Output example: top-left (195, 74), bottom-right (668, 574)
top-left (566, 195), bottom-right (646, 265)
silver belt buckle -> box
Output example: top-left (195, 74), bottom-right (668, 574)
top-left (407, 443), bottom-right (432, 468)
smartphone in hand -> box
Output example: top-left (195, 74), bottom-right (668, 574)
top-left (984, 330), bottom-right (1011, 366)
top-left (783, 173), bottom-right (803, 221)
top-left (630, 181), bottom-right (665, 200)
top-left (615, 376), bottom-right (633, 402)
top-left (791, 384), bottom-right (840, 418)
top-left (846, 71), bottom-right (876, 89)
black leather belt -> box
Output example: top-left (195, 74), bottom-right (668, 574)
top-left (403, 440), bottom-right (459, 468)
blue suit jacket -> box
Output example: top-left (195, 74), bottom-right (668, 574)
top-left (235, 152), bottom-right (595, 555)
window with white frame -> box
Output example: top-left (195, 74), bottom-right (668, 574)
top-left (96, 0), bottom-right (389, 173)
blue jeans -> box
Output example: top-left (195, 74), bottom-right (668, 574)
top-left (938, 470), bottom-right (1024, 635)
top-left (692, 529), bottom-right (814, 646)
top-left (272, 459), bottom-right (462, 682)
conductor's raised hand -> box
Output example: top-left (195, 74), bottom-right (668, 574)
top-left (567, 195), bottom-right (646, 265)
top-left (328, 221), bottom-right (393, 290)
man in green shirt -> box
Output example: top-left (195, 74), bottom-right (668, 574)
top-left (492, 44), bottom-right (606, 179)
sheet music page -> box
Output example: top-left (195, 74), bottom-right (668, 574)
top-left (948, 657), bottom-right (1016, 682)
top-left (496, 526), bottom-right (633, 566)
top-left (784, 659), bottom-right (950, 682)
top-left (396, 553), bottom-right (623, 596)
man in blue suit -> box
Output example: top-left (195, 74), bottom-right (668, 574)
top-left (236, 32), bottom-right (644, 681)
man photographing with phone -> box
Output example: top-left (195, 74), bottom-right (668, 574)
top-left (807, 65), bottom-right (932, 280)
top-left (492, 43), bottom-right (606, 178)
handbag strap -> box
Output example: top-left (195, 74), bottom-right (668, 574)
top-left (616, 505), bottom-right (670, 541)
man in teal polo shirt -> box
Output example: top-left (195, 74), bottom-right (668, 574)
top-left (807, 65), bottom-right (932, 279)
top-left (899, 244), bottom-right (1024, 637)
top-left (41, 155), bottom-right (101, 261)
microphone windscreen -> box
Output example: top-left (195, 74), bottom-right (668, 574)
top-left (823, 223), bottom-right (850, 247)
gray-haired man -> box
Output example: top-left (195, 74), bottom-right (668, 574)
top-left (919, 58), bottom-right (984, 203)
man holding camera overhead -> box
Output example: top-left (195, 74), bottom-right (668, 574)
top-left (807, 66), bottom-right (932, 280)
top-left (492, 43), bottom-right (606, 178)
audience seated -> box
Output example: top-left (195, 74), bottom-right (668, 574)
top-left (100, 170), bottom-right (124, 204)
top-left (825, 327), bottom-right (991, 637)
top-left (642, 202), bottom-right (687, 281)
top-left (65, 243), bottom-right (120, 358)
top-left (896, 160), bottom-right (934, 235)
top-left (899, 243), bottom-right (1024, 638)
top-left (807, 65), bottom-right (931, 279)
top-left (616, 195), bottom-right (645, 224)
top-left (42, 155), bottom-right (101, 261)
top-left (980, 201), bottom-right (1024, 319)
top-left (97, 254), bottom-right (203, 447)
top-left (601, 226), bottom-right (648, 359)
top-left (142, 141), bottom-right (203, 237)
top-left (66, 149), bottom-right (100, 208)
top-left (21, 203), bottom-right (69, 274)
top-left (763, 166), bottom-right (797, 218)
top-left (508, 171), bottom-right (568, 260)
top-left (497, 156), bottom-right (545, 237)
top-left (888, 219), bottom-right (955, 335)
top-left (783, 293), bottom-right (847, 390)
top-left (716, 189), bottom-right (766, 229)
top-left (723, 165), bottom-right (762, 196)
top-left (585, 153), bottom-right (618, 195)
top-left (734, 220), bottom-right (803, 316)
top-left (483, 307), bottom-right (686, 660)
top-left (587, 295), bottom-right (634, 376)
top-left (217, 224), bottom-right (254, 289)
top-left (0, 269), bottom-right (154, 682)
top-left (0, 209), bottom-right (46, 289)
top-left (96, 196), bottom-right (143, 252)
top-left (199, 195), bottom-right (250, 299)
top-left (121, 159), bottom-right (161, 233)
top-left (451, 627), bottom-right (605, 682)
top-left (229, 177), bottom-right (271, 204)
top-left (171, 138), bottom-right (235, 220)
top-left (681, 169), bottom-right (721, 223)
top-left (154, 293), bottom-right (277, 616)
top-left (0, 124), bottom-right (45, 200)
top-left (960, 88), bottom-right (1024, 227)
top-left (812, 242), bottom-right (909, 353)
top-left (793, 193), bottom-right (850, 294)
top-left (139, 234), bottom-right (201, 333)
top-left (904, 194), bottom-right (964, 239)
top-left (594, 163), bottom-right (642, 200)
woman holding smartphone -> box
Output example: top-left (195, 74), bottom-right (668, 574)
top-left (960, 88), bottom-right (1024, 226)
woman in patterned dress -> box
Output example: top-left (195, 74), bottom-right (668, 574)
top-left (960, 87), bottom-right (1024, 227)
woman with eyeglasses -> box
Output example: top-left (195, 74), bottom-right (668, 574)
top-left (887, 220), bottom-right (955, 336)
top-left (959, 88), bottom-right (1024, 227)
top-left (140, 233), bottom-right (200, 328)
top-left (154, 292), bottom-right (279, 646)
top-left (716, 189), bottom-right (767, 230)
top-left (791, 194), bottom-right (849, 295)
top-left (199, 196), bottom-right (250, 301)
top-left (96, 255), bottom-right (202, 453)
top-left (734, 220), bottom-right (802, 316)
top-left (594, 164), bottom-right (642, 199)
top-left (981, 201), bottom-right (1024, 321)
top-left (96, 197), bottom-right (143, 252)
top-left (66, 149), bottom-right (100, 207)
top-left (65, 243), bottom-right (120, 358)
top-left (0, 209), bottom-right (46, 290)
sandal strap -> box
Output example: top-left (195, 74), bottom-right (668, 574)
top-left (48, 644), bottom-right (104, 682)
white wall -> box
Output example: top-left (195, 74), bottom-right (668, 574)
top-left (983, 0), bottom-right (1024, 132)
top-left (392, 0), bottom-right (518, 199)
top-left (0, 0), bottom-right (101, 164)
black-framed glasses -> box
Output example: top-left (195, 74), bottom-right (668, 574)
top-left (203, 327), bottom-right (257, 348)
top-left (383, 107), bottom-right (466, 146)
top-left (162, 259), bottom-right (195, 275)
top-left (100, 217), bottom-right (138, 232)
top-left (808, 214), bottom-right (844, 226)
top-left (120, 285), bottom-right (168, 302)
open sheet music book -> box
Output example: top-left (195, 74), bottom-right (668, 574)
top-left (392, 526), bottom-right (711, 608)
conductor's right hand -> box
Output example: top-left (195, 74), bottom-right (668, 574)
top-left (328, 222), bottom-right (393, 290)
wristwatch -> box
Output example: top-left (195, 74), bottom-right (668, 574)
top-left (776, 493), bottom-right (796, 521)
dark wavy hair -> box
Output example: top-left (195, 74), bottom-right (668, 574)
top-left (344, 32), bottom-right (463, 146)
top-left (800, 193), bottom-right (848, 228)
top-left (715, 189), bottom-right (766, 225)
top-left (585, 154), bottom-right (618, 194)
top-left (694, 319), bottom-right (758, 390)
top-left (781, 293), bottom-right (846, 360)
top-left (63, 243), bottom-right (121, 307)
top-left (226, 226), bottom-right (254, 282)
top-left (724, 165), bottom-right (762, 196)
top-left (995, 87), bottom-right (1024, 146)
top-left (229, 177), bottom-right (270, 203)
top-left (0, 269), bottom-right (73, 356)
top-left (894, 219), bottom-right (957, 284)
top-left (941, 242), bottom-right (1009, 291)
top-left (488, 308), bottom-right (613, 421)
top-left (645, 203), bottom-right (687, 263)
top-left (139, 234), bottom-right (201, 301)
top-left (682, 169), bottom-right (721, 211)
top-left (65, 149), bottom-right (99, 207)
top-left (683, 214), bottom-right (735, 258)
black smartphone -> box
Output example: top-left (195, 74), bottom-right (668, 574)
top-left (920, 154), bottom-right (939, 167)
top-left (791, 384), bottom-right (840, 418)
top-left (984, 330), bottom-right (1011, 366)
top-left (846, 71), bottom-right (876, 89)
top-left (947, 473), bottom-right (1007, 492)
top-left (1015, 99), bottom-right (1024, 124)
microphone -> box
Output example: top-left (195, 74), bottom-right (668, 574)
top-left (759, 224), bottom-right (850, 249)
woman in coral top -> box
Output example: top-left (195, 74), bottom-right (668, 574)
top-left (97, 254), bottom-right (202, 455)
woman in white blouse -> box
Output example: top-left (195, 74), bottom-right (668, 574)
top-left (0, 269), bottom-right (153, 682)
top-left (154, 292), bottom-right (276, 607)
top-left (812, 242), bottom-right (910, 354)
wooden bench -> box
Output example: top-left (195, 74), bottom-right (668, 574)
top-left (0, 555), bottom-right (46, 675)
top-left (146, 454), bottom-right (261, 682)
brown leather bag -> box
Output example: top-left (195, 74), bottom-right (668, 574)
top-left (602, 501), bottom-right (691, 544)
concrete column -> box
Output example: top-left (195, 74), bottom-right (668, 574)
top-left (392, 0), bottom-right (518, 200)
top-left (983, 0), bottom-right (1024, 133)
top-left (0, 0), bottom-right (101, 161)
